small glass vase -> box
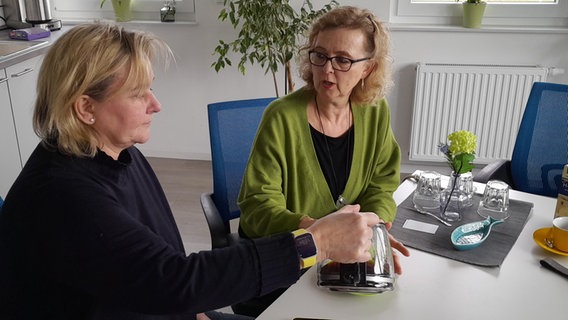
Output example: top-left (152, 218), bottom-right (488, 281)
top-left (440, 172), bottom-right (469, 222)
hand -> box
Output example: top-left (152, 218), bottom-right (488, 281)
top-left (196, 313), bottom-right (211, 320)
top-left (307, 204), bottom-right (379, 264)
top-left (383, 222), bottom-right (411, 275)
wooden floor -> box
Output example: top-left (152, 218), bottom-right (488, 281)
top-left (147, 157), bottom-right (214, 254)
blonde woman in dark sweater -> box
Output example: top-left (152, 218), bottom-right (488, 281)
top-left (0, 22), bottom-right (387, 320)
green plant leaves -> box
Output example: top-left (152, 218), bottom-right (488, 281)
top-left (453, 153), bottom-right (475, 174)
top-left (212, 0), bottom-right (338, 96)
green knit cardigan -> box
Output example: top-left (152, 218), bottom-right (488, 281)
top-left (238, 87), bottom-right (401, 238)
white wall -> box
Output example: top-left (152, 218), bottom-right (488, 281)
top-left (129, 0), bottom-right (568, 173)
top-left (132, 1), bottom-right (280, 160)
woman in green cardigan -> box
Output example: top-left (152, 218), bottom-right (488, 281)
top-left (239, 6), bottom-right (403, 240)
top-left (236, 6), bottom-right (410, 317)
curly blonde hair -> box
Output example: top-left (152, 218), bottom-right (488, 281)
top-left (298, 6), bottom-right (393, 104)
top-left (33, 23), bottom-right (172, 158)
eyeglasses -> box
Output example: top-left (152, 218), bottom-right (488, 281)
top-left (308, 51), bottom-right (371, 72)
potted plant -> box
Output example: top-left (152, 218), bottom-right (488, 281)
top-left (212, 0), bottom-right (338, 97)
top-left (100, 0), bottom-right (133, 22)
top-left (461, 0), bottom-right (487, 28)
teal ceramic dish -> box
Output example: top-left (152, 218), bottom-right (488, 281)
top-left (451, 216), bottom-right (504, 250)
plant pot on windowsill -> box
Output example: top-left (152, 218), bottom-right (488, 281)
top-left (101, 0), bottom-right (133, 22)
top-left (462, 1), bottom-right (486, 28)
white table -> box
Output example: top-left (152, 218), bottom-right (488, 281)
top-left (258, 178), bottom-right (568, 320)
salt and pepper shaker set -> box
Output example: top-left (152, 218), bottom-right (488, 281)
top-left (160, 1), bottom-right (176, 22)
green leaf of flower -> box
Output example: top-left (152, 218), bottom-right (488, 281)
top-left (454, 153), bottom-right (475, 174)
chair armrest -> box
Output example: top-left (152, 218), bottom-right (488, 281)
top-left (200, 192), bottom-right (230, 249)
top-left (474, 160), bottom-right (514, 186)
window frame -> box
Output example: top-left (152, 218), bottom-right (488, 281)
top-left (51, 0), bottom-right (196, 23)
top-left (390, 0), bottom-right (568, 26)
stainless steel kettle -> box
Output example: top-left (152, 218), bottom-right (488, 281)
top-left (317, 223), bottom-right (395, 294)
top-left (24, 0), bottom-right (52, 23)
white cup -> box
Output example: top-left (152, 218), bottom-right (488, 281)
top-left (413, 171), bottom-right (441, 213)
top-left (477, 180), bottom-right (510, 220)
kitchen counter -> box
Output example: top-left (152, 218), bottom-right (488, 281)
top-left (0, 26), bottom-right (70, 69)
top-left (0, 26), bottom-right (71, 196)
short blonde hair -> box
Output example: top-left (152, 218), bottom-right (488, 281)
top-left (33, 23), bottom-right (172, 158)
top-left (298, 6), bottom-right (392, 104)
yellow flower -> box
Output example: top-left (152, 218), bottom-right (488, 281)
top-left (439, 130), bottom-right (477, 174)
top-left (448, 130), bottom-right (477, 155)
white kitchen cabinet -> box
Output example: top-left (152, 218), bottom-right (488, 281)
top-left (0, 69), bottom-right (22, 196)
top-left (0, 55), bottom-right (43, 196)
top-left (7, 55), bottom-right (43, 168)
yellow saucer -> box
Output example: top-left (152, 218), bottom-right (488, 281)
top-left (533, 227), bottom-right (568, 257)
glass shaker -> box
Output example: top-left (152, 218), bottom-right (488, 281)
top-left (160, 1), bottom-right (176, 22)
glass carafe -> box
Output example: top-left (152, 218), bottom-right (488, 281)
top-left (317, 223), bottom-right (395, 293)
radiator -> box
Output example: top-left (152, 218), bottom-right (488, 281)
top-left (410, 62), bottom-right (549, 165)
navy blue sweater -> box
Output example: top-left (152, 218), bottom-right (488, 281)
top-left (0, 144), bottom-right (300, 319)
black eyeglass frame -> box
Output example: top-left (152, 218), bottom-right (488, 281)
top-left (308, 51), bottom-right (371, 72)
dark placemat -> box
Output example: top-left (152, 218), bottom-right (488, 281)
top-left (390, 192), bottom-right (533, 267)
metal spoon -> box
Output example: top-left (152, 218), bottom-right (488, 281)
top-left (403, 205), bottom-right (452, 227)
top-left (544, 228), bottom-right (556, 248)
top-left (545, 236), bottom-right (554, 249)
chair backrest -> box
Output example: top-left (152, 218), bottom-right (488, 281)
top-left (0, 195), bottom-right (3, 210)
top-left (207, 97), bottom-right (276, 224)
top-left (510, 82), bottom-right (568, 197)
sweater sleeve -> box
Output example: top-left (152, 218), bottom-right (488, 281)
top-left (355, 100), bottom-right (401, 222)
top-left (238, 89), bottom-right (335, 238)
top-left (238, 101), bottom-right (308, 238)
top-left (56, 197), bottom-right (301, 314)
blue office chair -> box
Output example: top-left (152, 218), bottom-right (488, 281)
top-left (200, 97), bottom-right (276, 249)
top-left (0, 195), bottom-right (3, 210)
top-left (475, 82), bottom-right (568, 197)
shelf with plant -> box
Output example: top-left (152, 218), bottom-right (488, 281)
top-left (459, 0), bottom-right (487, 28)
top-left (100, 0), bottom-right (133, 22)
